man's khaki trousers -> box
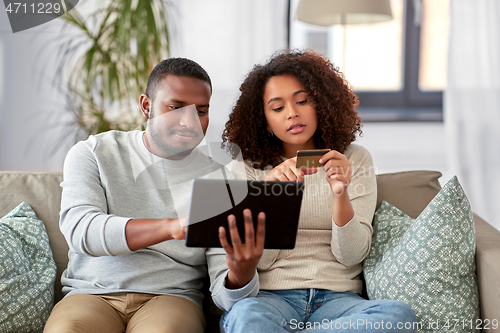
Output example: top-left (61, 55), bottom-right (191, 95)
top-left (43, 293), bottom-right (206, 333)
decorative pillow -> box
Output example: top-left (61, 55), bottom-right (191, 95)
top-left (0, 202), bottom-right (57, 333)
top-left (363, 176), bottom-right (480, 333)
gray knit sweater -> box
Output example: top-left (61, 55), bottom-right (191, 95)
top-left (59, 130), bottom-right (258, 311)
top-left (230, 144), bottom-right (377, 295)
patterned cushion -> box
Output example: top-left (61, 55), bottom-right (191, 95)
top-left (363, 176), bottom-right (480, 333)
top-left (0, 202), bottom-right (57, 333)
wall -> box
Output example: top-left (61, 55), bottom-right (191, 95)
top-left (0, 0), bottom-right (94, 172)
top-left (0, 1), bottom-right (495, 230)
top-left (357, 122), bottom-right (451, 184)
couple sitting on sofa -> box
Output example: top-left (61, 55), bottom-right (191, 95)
top-left (43, 51), bottom-right (417, 333)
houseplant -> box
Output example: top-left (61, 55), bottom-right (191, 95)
top-left (52, 0), bottom-right (171, 138)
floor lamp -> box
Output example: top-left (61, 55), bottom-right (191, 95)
top-left (295, 0), bottom-right (393, 73)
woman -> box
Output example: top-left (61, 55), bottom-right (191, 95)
top-left (220, 50), bottom-right (417, 332)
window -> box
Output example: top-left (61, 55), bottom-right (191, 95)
top-left (289, 0), bottom-right (449, 121)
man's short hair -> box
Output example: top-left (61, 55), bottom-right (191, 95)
top-left (145, 58), bottom-right (212, 101)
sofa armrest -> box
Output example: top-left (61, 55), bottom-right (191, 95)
top-left (474, 213), bottom-right (500, 332)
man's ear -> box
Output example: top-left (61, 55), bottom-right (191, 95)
top-left (140, 94), bottom-right (151, 119)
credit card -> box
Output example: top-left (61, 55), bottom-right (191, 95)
top-left (295, 149), bottom-right (331, 168)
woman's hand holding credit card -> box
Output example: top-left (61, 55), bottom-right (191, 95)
top-left (295, 148), bottom-right (330, 176)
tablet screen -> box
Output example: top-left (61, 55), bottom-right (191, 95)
top-left (185, 179), bottom-right (304, 249)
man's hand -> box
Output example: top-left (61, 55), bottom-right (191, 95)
top-left (219, 209), bottom-right (265, 289)
top-left (125, 216), bottom-right (187, 251)
top-left (264, 157), bottom-right (317, 182)
top-left (170, 215), bottom-right (188, 240)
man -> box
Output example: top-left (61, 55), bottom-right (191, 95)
top-left (44, 58), bottom-right (265, 333)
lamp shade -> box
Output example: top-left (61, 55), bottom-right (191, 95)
top-left (296, 0), bottom-right (393, 26)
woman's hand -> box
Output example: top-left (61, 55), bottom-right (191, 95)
top-left (264, 157), bottom-right (317, 182)
top-left (219, 209), bottom-right (265, 289)
top-left (320, 150), bottom-right (352, 196)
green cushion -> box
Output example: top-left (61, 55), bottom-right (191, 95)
top-left (363, 176), bottom-right (480, 333)
top-left (0, 202), bottom-right (57, 333)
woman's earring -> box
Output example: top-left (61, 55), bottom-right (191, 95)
top-left (267, 128), bottom-right (274, 137)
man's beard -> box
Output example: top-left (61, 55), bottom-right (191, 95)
top-left (148, 106), bottom-right (201, 158)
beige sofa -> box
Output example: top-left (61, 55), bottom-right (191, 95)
top-left (1, 170), bottom-right (499, 333)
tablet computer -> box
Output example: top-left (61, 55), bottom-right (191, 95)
top-left (185, 178), bottom-right (304, 249)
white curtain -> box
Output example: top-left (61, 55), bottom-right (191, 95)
top-left (445, 0), bottom-right (500, 230)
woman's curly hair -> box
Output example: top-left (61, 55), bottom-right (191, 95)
top-left (222, 49), bottom-right (362, 169)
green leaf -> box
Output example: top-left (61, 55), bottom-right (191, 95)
top-left (45, 0), bottom-right (171, 135)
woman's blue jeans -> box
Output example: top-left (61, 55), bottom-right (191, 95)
top-left (220, 289), bottom-right (418, 333)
